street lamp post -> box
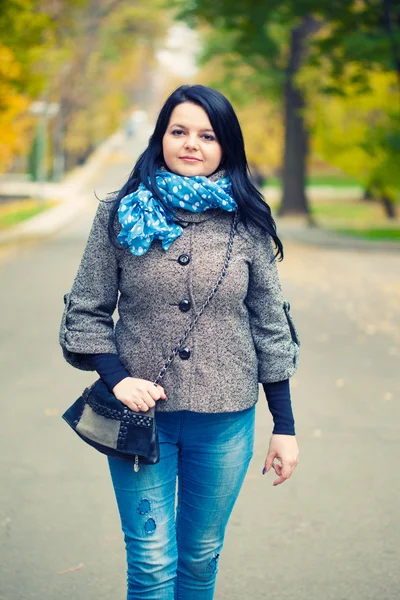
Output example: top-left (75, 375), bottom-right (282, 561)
top-left (29, 101), bottom-right (60, 203)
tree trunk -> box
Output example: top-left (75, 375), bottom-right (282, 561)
top-left (362, 188), bottom-right (375, 202)
top-left (279, 17), bottom-right (321, 217)
top-left (382, 0), bottom-right (400, 87)
top-left (381, 195), bottom-right (397, 219)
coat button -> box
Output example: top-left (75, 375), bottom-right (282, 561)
top-left (178, 253), bottom-right (190, 266)
top-left (179, 348), bottom-right (191, 360)
top-left (178, 299), bottom-right (191, 312)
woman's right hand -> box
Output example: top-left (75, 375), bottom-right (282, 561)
top-left (112, 377), bottom-right (167, 412)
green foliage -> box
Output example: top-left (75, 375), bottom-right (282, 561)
top-left (174, 0), bottom-right (293, 76)
top-left (307, 70), bottom-right (400, 204)
top-left (307, 1), bottom-right (400, 85)
top-left (0, 0), bottom-right (86, 95)
top-left (174, 0), bottom-right (400, 215)
top-left (361, 112), bottom-right (400, 200)
top-left (174, 0), bottom-right (400, 95)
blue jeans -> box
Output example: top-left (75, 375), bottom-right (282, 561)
top-left (108, 406), bottom-right (255, 600)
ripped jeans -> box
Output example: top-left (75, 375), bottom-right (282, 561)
top-left (108, 406), bottom-right (255, 600)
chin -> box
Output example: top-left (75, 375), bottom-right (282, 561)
top-left (173, 163), bottom-right (211, 178)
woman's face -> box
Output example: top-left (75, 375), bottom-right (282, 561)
top-left (162, 102), bottom-right (223, 177)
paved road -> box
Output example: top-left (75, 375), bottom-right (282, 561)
top-left (1, 133), bottom-right (399, 600)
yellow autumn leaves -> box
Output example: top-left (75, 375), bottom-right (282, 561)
top-left (0, 45), bottom-right (34, 171)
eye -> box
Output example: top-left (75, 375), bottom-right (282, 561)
top-left (202, 133), bottom-right (215, 141)
top-left (171, 129), bottom-right (185, 136)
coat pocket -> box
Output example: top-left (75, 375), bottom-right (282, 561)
top-left (283, 300), bottom-right (300, 347)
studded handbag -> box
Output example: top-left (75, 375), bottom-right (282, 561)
top-left (62, 210), bottom-right (238, 471)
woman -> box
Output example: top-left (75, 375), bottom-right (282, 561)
top-left (60, 84), bottom-right (300, 600)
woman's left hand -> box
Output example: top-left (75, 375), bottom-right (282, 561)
top-left (263, 435), bottom-right (299, 486)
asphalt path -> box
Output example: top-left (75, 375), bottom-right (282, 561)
top-left (1, 134), bottom-right (399, 600)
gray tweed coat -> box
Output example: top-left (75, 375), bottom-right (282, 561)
top-left (60, 199), bottom-right (300, 413)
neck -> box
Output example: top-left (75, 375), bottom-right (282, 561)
top-left (158, 164), bottom-right (226, 181)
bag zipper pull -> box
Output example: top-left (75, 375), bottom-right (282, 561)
top-left (134, 455), bottom-right (140, 472)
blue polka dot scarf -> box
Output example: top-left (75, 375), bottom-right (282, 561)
top-left (117, 170), bottom-right (237, 255)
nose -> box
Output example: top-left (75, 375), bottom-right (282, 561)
top-left (184, 135), bottom-right (199, 150)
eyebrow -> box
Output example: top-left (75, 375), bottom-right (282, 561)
top-left (169, 123), bottom-right (215, 132)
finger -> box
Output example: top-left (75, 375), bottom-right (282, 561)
top-left (121, 398), bottom-right (140, 412)
top-left (133, 399), bottom-right (150, 412)
top-left (265, 453), bottom-right (275, 472)
top-left (281, 463), bottom-right (295, 478)
top-left (148, 384), bottom-right (165, 401)
top-left (273, 475), bottom-right (287, 486)
top-left (146, 386), bottom-right (166, 401)
top-left (273, 464), bottom-right (294, 486)
top-left (140, 391), bottom-right (156, 408)
top-left (272, 462), bottom-right (283, 476)
top-left (135, 398), bottom-right (150, 412)
top-left (147, 388), bottom-right (161, 401)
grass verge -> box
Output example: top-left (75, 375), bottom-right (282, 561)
top-left (0, 199), bottom-right (54, 231)
top-left (266, 175), bottom-right (362, 188)
top-left (334, 228), bottom-right (400, 242)
top-left (271, 198), bottom-right (400, 242)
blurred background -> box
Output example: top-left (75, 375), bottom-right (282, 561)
top-left (1, 0), bottom-right (400, 234)
top-left (0, 1), bottom-right (399, 599)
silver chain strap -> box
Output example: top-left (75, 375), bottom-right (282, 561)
top-left (153, 209), bottom-right (239, 386)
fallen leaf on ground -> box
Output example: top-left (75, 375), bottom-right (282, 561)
top-left (44, 408), bottom-right (59, 416)
top-left (58, 563), bottom-right (84, 575)
top-left (364, 324), bottom-right (376, 335)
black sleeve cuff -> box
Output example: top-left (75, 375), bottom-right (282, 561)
top-left (86, 353), bottom-right (131, 392)
top-left (262, 379), bottom-right (296, 435)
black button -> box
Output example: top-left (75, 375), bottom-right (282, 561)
top-left (178, 253), bottom-right (190, 266)
top-left (178, 299), bottom-right (191, 312)
top-left (179, 348), bottom-right (191, 360)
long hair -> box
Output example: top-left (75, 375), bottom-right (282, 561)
top-left (108, 84), bottom-right (283, 260)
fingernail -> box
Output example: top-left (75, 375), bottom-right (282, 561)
top-left (262, 467), bottom-right (266, 475)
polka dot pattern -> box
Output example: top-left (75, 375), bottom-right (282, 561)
top-left (117, 170), bottom-right (237, 256)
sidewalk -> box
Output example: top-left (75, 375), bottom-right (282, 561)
top-left (0, 131), bottom-right (126, 245)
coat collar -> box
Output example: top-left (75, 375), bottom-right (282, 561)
top-left (173, 206), bottom-right (223, 224)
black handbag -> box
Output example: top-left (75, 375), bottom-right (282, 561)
top-left (62, 210), bottom-right (238, 472)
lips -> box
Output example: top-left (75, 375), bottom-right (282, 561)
top-left (179, 156), bottom-right (201, 162)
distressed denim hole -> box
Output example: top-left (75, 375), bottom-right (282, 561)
top-left (144, 518), bottom-right (156, 535)
top-left (208, 553), bottom-right (220, 574)
top-left (137, 499), bottom-right (151, 515)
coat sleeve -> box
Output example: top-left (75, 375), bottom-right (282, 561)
top-left (59, 200), bottom-right (120, 371)
top-left (245, 228), bottom-right (300, 383)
